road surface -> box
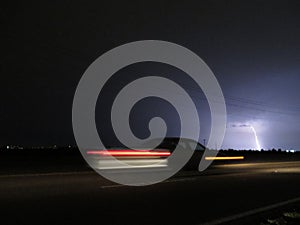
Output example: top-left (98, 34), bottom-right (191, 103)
top-left (1, 161), bottom-right (300, 225)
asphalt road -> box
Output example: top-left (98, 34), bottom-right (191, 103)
top-left (1, 161), bottom-right (300, 225)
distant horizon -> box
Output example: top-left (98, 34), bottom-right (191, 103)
top-left (1, 144), bottom-right (298, 151)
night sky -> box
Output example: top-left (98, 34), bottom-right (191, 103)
top-left (1, 1), bottom-right (300, 150)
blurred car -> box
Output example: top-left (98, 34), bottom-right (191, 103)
top-left (86, 137), bottom-right (244, 171)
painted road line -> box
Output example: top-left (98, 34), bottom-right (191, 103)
top-left (200, 196), bottom-right (300, 225)
top-left (100, 176), bottom-right (199, 188)
top-left (0, 171), bottom-right (93, 178)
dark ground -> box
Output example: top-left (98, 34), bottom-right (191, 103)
top-left (0, 149), bottom-right (300, 225)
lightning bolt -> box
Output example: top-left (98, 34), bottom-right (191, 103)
top-left (250, 126), bottom-right (261, 150)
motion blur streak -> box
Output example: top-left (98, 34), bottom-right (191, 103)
top-left (205, 156), bottom-right (244, 160)
top-left (95, 159), bottom-right (168, 169)
top-left (87, 150), bottom-right (171, 157)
